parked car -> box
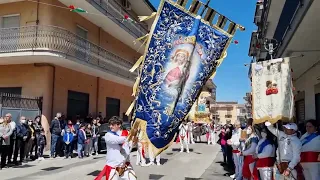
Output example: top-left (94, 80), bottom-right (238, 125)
top-left (97, 122), bottom-right (133, 153)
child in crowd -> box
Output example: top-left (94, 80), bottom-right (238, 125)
top-left (63, 128), bottom-right (74, 159)
top-left (77, 124), bottom-right (87, 159)
top-left (37, 129), bottom-right (46, 161)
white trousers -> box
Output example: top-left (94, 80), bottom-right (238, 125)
top-left (274, 166), bottom-right (297, 180)
top-left (207, 132), bottom-right (216, 145)
top-left (180, 136), bottom-right (189, 152)
top-left (148, 147), bottom-right (160, 164)
top-left (258, 167), bottom-right (273, 180)
top-left (233, 153), bottom-right (243, 180)
top-left (187, 131), bottom-right (194, 144)
top-left (108, 165), bottom-right (136, 180)
top-left (301, 162), bottom-right (320, 180)
top-left (136, 142), bottom-right (146, 164)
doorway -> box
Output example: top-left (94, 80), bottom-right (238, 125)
top-left (106, 97), bottom-right (120, 121)
top-left (316, 93), bottom-right (320, 121)
top-left (67, 90), bottom-right (89, 120)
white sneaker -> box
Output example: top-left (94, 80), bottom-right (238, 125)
top-left (230, 174), bottom-right (235, 178)
top-left (147, 162), bottom-right (155, 166)
top-left (140, 162), bottom-right (149, 167)
top-left (186, 150), bottom-right (190, 153)
top-left (135, 162), bottom-right (140, 166)
top-left (180, 149), bottom-right (183, 152)
top-left (156, 162), bottom-right (161, 166)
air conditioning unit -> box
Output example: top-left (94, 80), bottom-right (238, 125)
top-left (122, 0), bottom-right (132, 10)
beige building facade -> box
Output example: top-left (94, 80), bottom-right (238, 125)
top-left (210, 102), bottom-right (246, 125)
top-left (0, 0), bottom-right (154, 138)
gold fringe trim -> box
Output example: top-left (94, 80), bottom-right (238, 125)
top-left (210, 52), bottom-right (227, 79)
top-left (138, 12), bottom-right (157, 22)
top-left (132, 77), bottom-right (140, 96)
top-left (128, 118), bottom-right (176, 157)
top-left (129, 56), bottom-right (144, 72)
top-left (125, 101), bottom-right (135, 116)
top-left (137, 36), bottom-right (149, 52)
top-left (134, 33), bottom-right (149, 45)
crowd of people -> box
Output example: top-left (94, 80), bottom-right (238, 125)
top-left (0, 112), bottom-right (103, 170)
top-left (217, 119), bottom-right (320, 180)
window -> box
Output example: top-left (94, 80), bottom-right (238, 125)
top-left (1, 15), bottom-right (20, 51)
top-left (75, 25), bottom-right (88, 60)
top-left (1, 15), bottom-right (20, 28)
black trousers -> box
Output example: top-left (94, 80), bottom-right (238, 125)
top-left (13, 138), bottom-right (25, 162)
top-left (0, 145), bottom-right (10, 168)
top-left (7, 136), bottom-right (15, 162)
top-left (64, 144), bottom-right (72, 158)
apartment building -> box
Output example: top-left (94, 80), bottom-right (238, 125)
top-left (248, 0), bottom-right (320, 123)
top-left (0, 0), bottom-right (155, 131)
top-left (210, 101), bottom-right (246, 125)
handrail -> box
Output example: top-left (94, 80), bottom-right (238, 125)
top-left (89, 0), bottom-right (148, 38)
top-left (0, 25), bottom-right (136, 80)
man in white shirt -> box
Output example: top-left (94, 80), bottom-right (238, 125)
top-left (179, 121), bottom-right (189, 153)
top-left (227, 121), bottom-right (243, 180)
top-left (265, 121), bottom-right (302, 180)
top-left (95, 116), bottom-right (136, 180)
top-left (6, 113), bottom-right (16, 164)
top-left (187, 121), bottom-right (195, 144)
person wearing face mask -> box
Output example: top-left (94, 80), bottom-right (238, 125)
top-left (299, 119), bottom-right (320, 180)
top-left (255, 128), bottom-right (275, 180)
top-left (265, 121), bottom-right (303, 180)
top-left (13, 116), bottom-right (29, 165)
top-left (227, 121), bottom-right (243, 180)
top-left (5, 113), bottom-right (16, 165)
top-left (225, 124), bottom-right (234, 168)
top-left (24, 119), bottom-right (35, 160)
top-left (95, 116), bottom-right (136, 180)
top-left (0, 117), bottom-right (13, 169)
top-left (32, 116), bottom-right (42, 160)
top-left (242, 125), bottom-right (259, 180)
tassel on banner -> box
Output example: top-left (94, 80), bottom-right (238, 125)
top-left (132, 77), bottom-right (140, 96)
top-left (125, 101), bottom-right (135, 116)
top-left (137, 36), bottom-right (149, 52)
top-left (134, 33), bottom-right (149, 45)
top-left (138, 12), bottom-right (156, 22)
top-left (129, 56), bottom-right (144, 72)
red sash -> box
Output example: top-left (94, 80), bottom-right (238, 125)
top-left (301, 151), bottom-right (320, 163)
top-left (242, 155), bottom-right (259, 180)
top-left (232, 150), bottom-right (240, 153)
top-left (95, 130), bottom-right (129, 180)
top-left (256, 157), bottom-right (275, 168)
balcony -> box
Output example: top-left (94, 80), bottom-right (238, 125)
top-left (0, 25), bottom-right (136, 85)
top-left (88, 0), bottom-right (148, 38)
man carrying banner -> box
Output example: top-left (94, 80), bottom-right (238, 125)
top-left (179, 121), bottom-right (189, 153)
top-left (228, 121), bottom-right (243, 180)
top-left (135, 128), bottom-right (148, 167)
top-left (265, 121), bottom-right (303, 180)
top-left (95, 116), bottom-right (136, 180)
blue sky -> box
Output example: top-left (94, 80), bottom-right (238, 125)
top-left (148, 0), bottom-right (257, 103)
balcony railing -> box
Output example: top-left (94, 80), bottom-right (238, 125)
top-left (0, 25), bottom-right (136, 81)
top-left (88, 0), bottom-right (148, 38)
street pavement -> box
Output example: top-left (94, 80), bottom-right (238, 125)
top-left (1, 138), bottom-right (233, 180)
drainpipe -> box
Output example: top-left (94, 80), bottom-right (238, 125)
top-left (96, 77), bottom-right (100, 116)
top-left (34, 0), bottom-right (40, 49)
top-left (34, 63), bottom-right (55, 120)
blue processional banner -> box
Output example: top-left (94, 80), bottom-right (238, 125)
top-left (128, 0), bottom-right (244, 155)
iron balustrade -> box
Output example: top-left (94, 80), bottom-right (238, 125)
top-left (0, 93), bottom-right (42, 110)
top-left (89, 0), bottom-right (148, 38)
top-left (0, 25), bottom-right (136, 81)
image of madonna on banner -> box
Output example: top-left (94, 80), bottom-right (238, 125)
top-left (125, 0), bottom-right (244, 157)
top-left (251, 58), bottom-right (295, 124)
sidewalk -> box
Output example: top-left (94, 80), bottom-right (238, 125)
top-left (200, 151), bottom-right (235, 180)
